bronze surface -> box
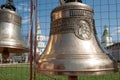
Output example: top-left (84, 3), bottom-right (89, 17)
top-left (36, 1), bottom-right (118, 75)
top-left (0, 9), bottom-right (28, 53)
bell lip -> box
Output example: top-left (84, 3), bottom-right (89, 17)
top-left (0, 46), bottom-right (29, 53)
top-left (0, 39), bottom-right (29, 53)
top-left (0, 9), bottom-right (20, 18)
top-left (37, 68), bottom-right (118, 76)
top-left (36, 60), bottom-right (118, 75)
top-left (52, 2), bottom-right (93, 14)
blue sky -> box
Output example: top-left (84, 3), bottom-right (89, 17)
top-left (37, 0), bottom-right (120, 42)
top-left (0, 0), bottom-right (120, 43)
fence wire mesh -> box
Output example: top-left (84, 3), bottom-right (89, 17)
top-left (0, 0), bottom-right (120, 80)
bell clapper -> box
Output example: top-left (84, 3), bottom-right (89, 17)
top-left (2, 48), bottom-right (10, 63)
top-left (68, 76), bottom-right (78, 80)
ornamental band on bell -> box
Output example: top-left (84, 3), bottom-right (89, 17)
top-left (50, 9), bottom-right (93, 40)
top-left (0, 10), bottom-right (21, 26)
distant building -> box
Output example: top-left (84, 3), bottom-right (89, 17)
top-left (101, 25), bottom-right (120, 62)
top-left (101, 25), bottom-right (113, 48)
top-left (106, 42), bottom-right (120, 62)
top-left (36, 21), bottom-right (48, 55)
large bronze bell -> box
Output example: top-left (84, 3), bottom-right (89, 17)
top-left (36, 0), bottom-right (118, 75)
top-left (0, 0), bottom-right (28, 54)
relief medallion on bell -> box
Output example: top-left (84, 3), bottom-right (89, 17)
top-left (74, 20), bottom-right (92, 40)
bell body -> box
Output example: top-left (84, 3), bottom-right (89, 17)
top-left (37, 2), bottom-right (118, 75)
top-left (0, 9), bottom-right (28, 53)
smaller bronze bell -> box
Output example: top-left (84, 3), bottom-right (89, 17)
top-left (0, 0), bottom-right (28, 53)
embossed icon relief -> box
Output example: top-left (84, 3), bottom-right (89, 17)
top-left (75, 20), bottom-right (91, 40)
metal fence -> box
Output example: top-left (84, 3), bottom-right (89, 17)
top-left (0, 0), bottom-right (120, 80)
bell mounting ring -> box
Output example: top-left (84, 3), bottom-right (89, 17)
top-left (59, 0), bottom-right (82, 5)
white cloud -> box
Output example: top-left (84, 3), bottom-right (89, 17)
top-left (16, 3), bottom-right (30, 24)
top-left (16, 3), bottom-right (30, 12)
top-left (111, 27), bottom-right (120, 35)
top-left (22, 19), bottom-right (30, 24)
top-left (22, 16), bottom-right (30, 24)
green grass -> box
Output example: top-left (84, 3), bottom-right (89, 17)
top-left (0, 63), bottom-right (30, 80)
top-left (78, 72), bottom-right (120, 80)
top-left (0, 63), bottom-right (119, 80)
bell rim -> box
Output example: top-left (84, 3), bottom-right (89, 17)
top-left (0, 45), bottom-right (29, 53)
top-left (37, 68), bottom-right (118, 76)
